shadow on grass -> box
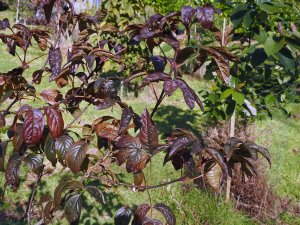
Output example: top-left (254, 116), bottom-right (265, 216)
top-left (153, 105), bottom-right (202, 137)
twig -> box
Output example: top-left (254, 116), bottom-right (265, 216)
top-left (150, 89), bottom-right (165, 118)
top-left (64, 102), bottom-right (93, 131)
top-left (89, 174), bottom-right (204, 190)
top-left (26, 168), bottom-right (44, 225)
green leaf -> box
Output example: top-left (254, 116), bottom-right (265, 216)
top-left (232, 92), bottom-right (245, 106)
top-left (242, 10), bottom-right (253, 27)
top-left (220, 88), bottom-right (234, 101)
top-left (275, 47), bottom-right (295, 72)
top-left (264, 35), bottom-right (285, 56)
top-left (254, 30), bottom-right (268, 43)
top-left (230, 4), bottom-right (249, 27)
top-left (64, 194), bottom-right (82, 224)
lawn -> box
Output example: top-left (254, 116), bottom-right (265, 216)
top-left (0, 11), bottom-right (300, 225)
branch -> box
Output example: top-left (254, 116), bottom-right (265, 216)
top-left (89, 174), bottom-right (203, 190)
top-left (26, 168), bottom-right (44, 225)
top-left (64, 102), bottom-right (93, 132)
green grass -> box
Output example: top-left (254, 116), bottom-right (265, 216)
top-left (255, 105), bottom-right (300, 201)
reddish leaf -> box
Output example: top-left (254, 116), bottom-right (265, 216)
top-left (140, 72), bottom-right (170, 88)
top-left (126, 149), bottom-right (145, 173)
top-left (212, 56), bottom-right (230, 84)
top-left (66, 141), bottom-right (88, 174)
top-left (12, 123), bottom-right (24, 153)
top-left (154, 203), bottom-right (176, 225)
top-left (44, 107), bottom-right (64, 139)
top-left (5, 154), bottom-right (23, 191)
top-left (49, 47), bottom-right (62, 81)
top-left (134, 171), bottom-right (144, 186)
top-left (119, 107), bottom-right (133, 134)
top-left (117, 135), bottom-right (141, 150)
top-left (40, 89), bottom-right (63, 105)
top-left (23, 109), bottom-right (44, 145)
top-left (95, 122), bottom-right (119, 141)
top-left (139, 109), bottom-right (158, 152)
top-left (132, 204), bottom-right (151, 225)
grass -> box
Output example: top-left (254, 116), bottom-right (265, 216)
top-left (0, 14), bottom-right (299, 225)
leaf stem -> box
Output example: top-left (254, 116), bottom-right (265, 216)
top-left (150, 89), bottom-right (165, 118)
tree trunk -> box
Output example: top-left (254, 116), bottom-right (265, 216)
top-left (16, 0), bottom-right (20, 23)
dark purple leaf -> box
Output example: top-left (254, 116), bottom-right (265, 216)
top-left (139, 109), bottom-right (158, 152)
top-left (0, 113), bottom-right (5, 127)
top-left (66, 141), bottom-right (88, 174)
top-left (150, 56), bottom-right (165, 72)
top-left (181, 6), bottom-right (196, 27)
top-left (115, 206), bottom-right (132, 225)
top-left (44, 135), bottom-right (56, 165)
top-left (176, 47), bottom-right (196, 64)
top-left (169, 136), bottom-right (192, 158)
top-left (163, 80), bottom-right (179, 96)
top-left (5, 154), bottom-right (23, 191)
top-left (141, 72), bottom-right (170, 88)
top-left (196, 6), bottom-right (215, 29)
top-left (23, 109), bottom-right (44, 145)
top-left (54, 135), bottom-right (74, 160)
top-left (24, 153), bottom-right (43, 174)
top-left (49, 47), bottom-right (62, 81)
top-left (176, 79), bottom-right (204, 110)
top-left (163, 35), bottom-right (179, 49)
top-left (205, 147), bottom-right (229, 177)
top-left (86, 185), bottom-right (105, 205)
top-left (64, 194), bottom-right (82, 224)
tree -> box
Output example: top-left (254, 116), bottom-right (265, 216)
top-left (0, 1), bottom-right (272, 224)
